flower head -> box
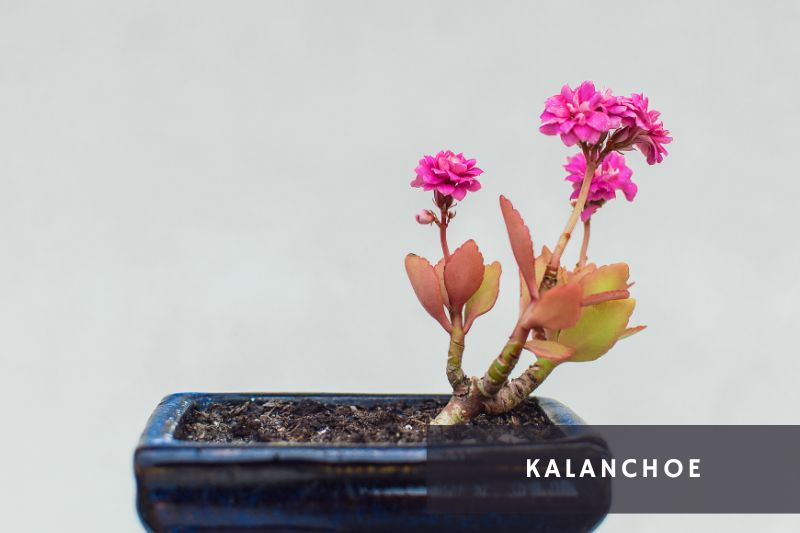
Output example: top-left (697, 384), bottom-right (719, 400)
top-left (565, 152), bottom-right (637, 221)
top-left (410, 150), bottom-right (483, 201)
top-left (613, 93), bottom-right (672, 164)
top-left (539, 81), bottom-right (622, 146)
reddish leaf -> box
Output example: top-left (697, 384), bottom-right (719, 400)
top-left (521, 283), bottom-right (583, 330)
top-left (619, 325), bottom-right (647, 339)
top-left (405, 254), bottom-right (451, 332)
top-left (523, 339), bottom-right (576, 363)
top-left (582, 289), bottom-right (630, 306)
top-left (444, 240), bottom-right (485, 312)
top-left (433, 259), bottom-right (450, 310)
top-left (521, 247), bottom-right (553, 316)
top-left (500, 196), bottom-right (537, 301)
top-left (519, 270), bottom-right (531, 316)
top-left (535, 246), bottom-right (553, 289)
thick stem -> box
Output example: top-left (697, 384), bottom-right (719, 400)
top-left (477, 322), bottom-right (529, 398)
top-left (446, 322), bottom-right (469, 395)
top-left (431, 378), bottom-right (484, 425)
top-left (543, 156), bottom-right (597, 288)
top-left (577, 218), bottom-right (591, 269)
top-left (483, 358), bottom-right (557, 414)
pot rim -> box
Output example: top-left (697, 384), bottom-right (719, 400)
top-left (135, 392), bottom-right (604, 466)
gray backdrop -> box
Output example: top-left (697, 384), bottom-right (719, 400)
top-left (1, 1), bottom-right (798, 531)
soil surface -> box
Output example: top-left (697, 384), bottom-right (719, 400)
top-left (175, 398), bottom-right (555, 444)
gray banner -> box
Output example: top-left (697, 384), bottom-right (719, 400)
top-left (426, 425), bottom-right (800, 513)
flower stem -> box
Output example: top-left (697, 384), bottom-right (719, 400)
top-left (439, 205), bottom-right (450, 261)
top-left (546, 156), bottom-right (597, 278)
top-left (577, 218), bottom-right (591, 269)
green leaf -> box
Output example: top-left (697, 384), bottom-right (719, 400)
top-left (558, 298), bottom-right (636, 362)
top-left (579, 263), bottom-right (630, 296)
top-left (464, 262), bottom-right (501, 332)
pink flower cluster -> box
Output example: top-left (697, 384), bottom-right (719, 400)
top-left (410, 150), bottom-right (483, 201)
top-left (539, 81), bottom-right (624, 146)
top-left (565, 152), bottom-right (637, 221)
top-left (539, 81), bottom-right (671, 165)
top-left (613, 93), bottom-right (672, 165)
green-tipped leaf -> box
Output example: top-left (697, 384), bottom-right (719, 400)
top-left (579, 263), bottom-right (630, 296)
top-left (464, 262), bottom-right (501, 332)
top-left (558, 299), bottom-right (636, 362)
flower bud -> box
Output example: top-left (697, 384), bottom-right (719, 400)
top-left (415, 209), bottom-right (435, 225)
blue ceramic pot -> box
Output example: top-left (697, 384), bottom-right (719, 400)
top-left (135, 393), bottom-right (610, 532)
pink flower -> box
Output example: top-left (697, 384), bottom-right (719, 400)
top-left (539, 81), bottom-right (622, 146)
top-left (410, 150), bottom-right (483, 201)
top-left (565, 152), bottom-right (637, 221)
top-left (613, 93), bottom-right (672, 164)
top-left (415, 209), bottom-right (435, 225)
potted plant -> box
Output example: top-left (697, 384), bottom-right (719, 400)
top-left (135, 81), bottom-right (671, 532)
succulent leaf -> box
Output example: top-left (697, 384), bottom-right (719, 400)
top-left (443, 240), bottom-right (485, 312)
top-left (433, 259), bottom-right (450, 310)
top-left (619, 324), bottom-right (647, 339)
top-left (558, 298), bottom-right (636, 362)
top-left (523, 339), bottom-right (576, 362)
top-left (535, 246), bottom-right (552, 288)
top-left (499, 196), bottom-right (537, 301)
top-left (521, 247), bottom-right (553, 316)
top-left (464, 262), bottom-right (501, 333)
top-left (405, 254), bottom-right (452, 333)
top-left (582, 289), bottom-right (630, 306)
top-left (579, 263), bottom-right (630, 296)
top-left (521, 283), bottom-right (583, 330)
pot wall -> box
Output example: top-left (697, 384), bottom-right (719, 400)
top-left (135, 393), bottom-right (610, 532)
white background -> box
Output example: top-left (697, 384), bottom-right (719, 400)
top-left (1, 1), bottom-right (798, 531)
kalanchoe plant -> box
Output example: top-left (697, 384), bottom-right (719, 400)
top-left (406, 82), bottom-right (671, 425)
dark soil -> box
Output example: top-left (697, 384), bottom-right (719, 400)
top-left (175, 398), bottom-right (555, 445)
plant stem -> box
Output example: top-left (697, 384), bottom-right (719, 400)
top-left (439, 205), bottom-right (450, 261)
top-left (477, 322), bottom-right (530, 398)
top-left (446, 321), bottom-right (469, 395)
top-left (545, 156), bottom-right (597, 283)
top-left (431, 378), bottom-right (484, 425)
top-left (577, 218), bottom-right (591, 269)
top-left (483, 358), bottom-right (557, 414)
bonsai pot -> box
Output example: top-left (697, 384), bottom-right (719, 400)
top-left (135, 393), bottom-right (610, 532)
